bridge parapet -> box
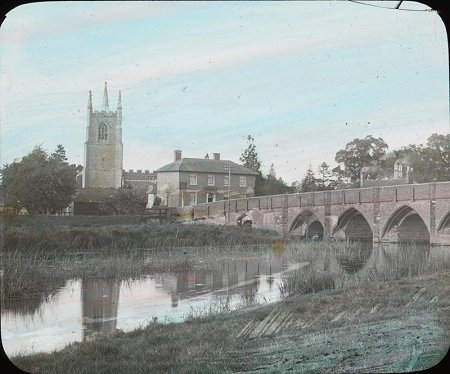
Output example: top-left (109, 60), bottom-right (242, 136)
top-left (177, 182), bottom-right (449, 213)
top-left (174, 182), bottom-right (450, 245)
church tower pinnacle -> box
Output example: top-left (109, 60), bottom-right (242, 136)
top-left (87, 90), bottom-right (92, 111)
top-left (102, 81), bottom-right (109, 111)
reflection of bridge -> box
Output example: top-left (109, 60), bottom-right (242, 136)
top-left (177, 182), bottom-right (450, 245)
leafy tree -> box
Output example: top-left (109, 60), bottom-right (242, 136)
top-left (300, 165), bottom-right (318, 192)
top-left (388, 134), bottom-right (450, 183)
top-left (102, 188), bottom-right (147, 215)
top-left (424, 133), bottom-right (450, 181)
top-left (317, 162), bottom-right (333, 190)
top-left (0, 145), bottom-right (80, 214)
top-left (240, 135), bottom-right (262, 173)
top-left (335, 135), bottom-right (388, 186)
top-left (256, 164), bottom-right (292, 195)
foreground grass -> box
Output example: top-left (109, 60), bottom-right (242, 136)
top-left (11, 270), bottom-right (450, 373)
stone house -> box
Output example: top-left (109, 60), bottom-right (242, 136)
top-left (156, 150), bottom-right (258, 207)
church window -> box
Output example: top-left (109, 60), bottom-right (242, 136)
top-left (98, 123), bottom-right (109, 142)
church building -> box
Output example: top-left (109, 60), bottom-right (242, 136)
top-left (81, 82), bottom-right (123, 189)
top-left (73, 83), bottom-right (255, 214)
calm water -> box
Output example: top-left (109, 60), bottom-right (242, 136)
top-left (1, 242), bottom-right (448, 357)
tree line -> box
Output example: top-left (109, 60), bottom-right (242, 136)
top-left (1, 133), bottom-right (448, 214)
top-left (240, 133), bottom-right (450, 195)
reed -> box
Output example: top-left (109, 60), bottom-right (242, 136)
top-left (2, 220), bottom-right (279, 253)
top-left (278, 240), bottom-right (450, 297)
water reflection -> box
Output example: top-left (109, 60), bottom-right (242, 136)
top-left (154, 257), bottom-right (286, 308)
top-left (81, 279), bottom-right (120, 341)
top-left (2, 242), bottom-right (446, 357)
top-left (333, 240), bottom-right (374, 274)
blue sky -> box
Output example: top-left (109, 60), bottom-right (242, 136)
top-left (1, 1), bottom-right (448, 184)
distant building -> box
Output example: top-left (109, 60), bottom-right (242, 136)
top-left (360, 157), bottom-right (414, 188)
top-left (156, 150), bottom-right (258, 207)
top-left (73, 84), bottom-right (256, 214)
top-left (122, 169), bottom-right (157, 208)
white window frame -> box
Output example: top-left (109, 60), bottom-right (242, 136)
top-left (189, 173), bottom-right (197, 186)
top-left (224, 174), bottom-right (230, 187)
top-left (239, 176), bottom-right (246, 187)
top-left (207, 174), bottom-right (215, 186)
top-left (207, 192), bottom-right (216, 203)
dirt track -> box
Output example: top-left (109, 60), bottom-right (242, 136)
top-left (224, 272), bottom-right (450, 373)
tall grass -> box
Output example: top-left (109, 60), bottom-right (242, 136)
top-left (2, 221), bottom-right (280, 253)
top-left (278, 240), bottom-right (450, 297)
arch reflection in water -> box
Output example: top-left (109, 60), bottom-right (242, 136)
top-left (333, 240), bottom-right (373, 274)
top-left (81, 278), bottom-right (120, 341)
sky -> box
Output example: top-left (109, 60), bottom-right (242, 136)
top-left (0, 1), bottom-right (448, 184)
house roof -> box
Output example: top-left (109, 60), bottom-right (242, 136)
top-left (155, 158), bottom-right (258, 175)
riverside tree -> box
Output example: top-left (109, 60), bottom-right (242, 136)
top-left (0, 145), bottom-right (80, 214)
top-left (335, 135), bottom-right (388, 186)
top-left (101, 187), bottom-right (147, 215)
top-left (388, 133), bottom-right (450, 183)
top-left (240, 135), bottom-right (262, 173)
top-left (300, 165), bottom-right (318, 192)
top-left (240, 135), bottom-right (266, 195)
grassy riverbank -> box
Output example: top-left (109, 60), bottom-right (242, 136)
top-left (3, 215), bottom-right (450, 372)
top-left (2, 215), bottom-right (279, 252)
top-left (1, 215), bottom-right (280, 298)
top-left (11, 269), bottom-right (450, 373)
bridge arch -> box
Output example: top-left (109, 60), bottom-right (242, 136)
top-left (289, 209), bottom-right (324, 239)
top-left (437, 210), bottom-right (450, 233)
top-left (237, 213), bottom-right (252, 227)
top-left (333, 207), bottom-right (373, 240)
top-left (382, 205), bottom-right (429, 242)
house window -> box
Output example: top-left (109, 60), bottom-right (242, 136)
top-left (189, 173), bottom-right (197, 185)
top-left (207, 193), bottom-right (216, 203)
top-left (98, 123), bottom-right (108, 142)
top-left (239, 176), bottom-right (246, 187)
top-left (207, 174), bottom-right (215, 186)
top-left (224, 175), bottom-right (230, 186)
top-left (189, 192), bottom-right (197, 206)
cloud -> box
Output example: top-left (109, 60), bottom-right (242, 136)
top-left (0, 2), bottom-right (173, 43)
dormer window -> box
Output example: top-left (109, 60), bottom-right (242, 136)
top-left (98, 123), bottom-right (109, 142)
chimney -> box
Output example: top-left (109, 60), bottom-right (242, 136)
top-left (213, 153), bottom-right (220, 160)
top-left (174, 150), bottom-right (182, 161)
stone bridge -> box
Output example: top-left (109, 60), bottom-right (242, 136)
top-left (176, 181), bottom-right (450, 245)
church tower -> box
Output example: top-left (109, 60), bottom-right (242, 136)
top-left (82, 82), bottom-right (123, 188)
